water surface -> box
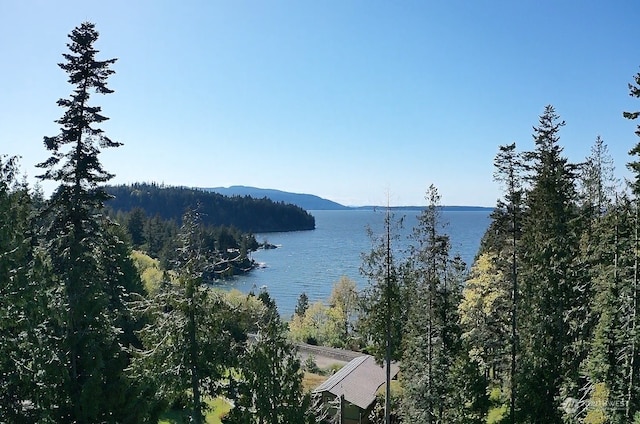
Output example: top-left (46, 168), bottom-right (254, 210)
top-left (219, 209), bottom-right (491, 316)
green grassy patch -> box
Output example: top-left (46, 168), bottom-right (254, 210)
top-left (158, 397), bottom-right (231, 424)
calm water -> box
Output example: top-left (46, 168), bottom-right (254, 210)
top-left (217, 209), bottom-right (492, 317)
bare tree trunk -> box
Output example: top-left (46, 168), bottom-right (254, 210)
top-left (385, 207), bottom-right (392, 424)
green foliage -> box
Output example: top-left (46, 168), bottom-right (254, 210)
top-left (401, 185), bottom-right (488, 423)
top-left (515, 105), bottom-right (585, 423)
top-left (487, 405), bottom-right (508, 424)
top-left (329, 276), bottom-right (359, 342)
top-left (486, 387), bottom-right (508, 424)
top-left (583, 382), bottom-right (610, 424)
top-left (29, 22), bottom-right (155, 422)
top-left (131, 250), bottom-right (165, 293)
top-left (579, 136), bottom-right (617, 216)
top-left (289, 278), bottom-right (359, 348)
top-left (303, 355), bottom-right (321, 374)
top-left (579, 197), bottom-right (637, 423)
top-left (367, 387), bottom-right (403, 424)
top-left (289, 301), bottom-right (324, 345)
top-left (225, 294), bottom-right (313, 423)
top-left (459, 252), bottom-right (510, 381)
top-left (110, 206), bottom-right (257, 276)
top-left (0, 156), bottom-right (44, 422)
top-left (295, 292), bottom-right (309, 317)
top-left (9, 26), bottom-right (640, 423)
top-left (625, 67), bottom-right (640, 195)
top-left (132, 209), bottom-right (246, 424)
top-left (358, 208), bottom-right (406, 362)
top-left (159, 397), bottom-right (232, 424)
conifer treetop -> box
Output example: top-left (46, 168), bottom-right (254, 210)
top-left (37, 21), bottom-right (119, 190)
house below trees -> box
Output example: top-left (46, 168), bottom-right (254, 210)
top-left (313, 355), bottom-right (399, 424)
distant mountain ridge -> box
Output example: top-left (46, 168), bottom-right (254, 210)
top-left (203, 186), bottom-right (493, 212)
top-left (204, 186), bottom-right (349, 211)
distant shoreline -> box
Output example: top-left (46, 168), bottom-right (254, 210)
top-left (343, 205), bottom-right (494, 212)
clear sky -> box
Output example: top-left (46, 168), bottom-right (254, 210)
top-left (1, 1), bottom-right (639, 206)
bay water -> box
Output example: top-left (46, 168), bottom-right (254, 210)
top-left (218, 209), bottom-right (492, 317)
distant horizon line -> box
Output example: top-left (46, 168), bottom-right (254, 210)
top-left (203, 185), bottom-right (495, 210)
top-left (339, 205), bottom-right (495, 211)
top-left (102, 182), bottom-right (495, 210)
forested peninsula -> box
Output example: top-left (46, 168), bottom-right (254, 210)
top-left (105, 183), bottom-right (316, 232)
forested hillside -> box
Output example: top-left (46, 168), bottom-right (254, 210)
top-left (105, 183), bottom-right (316, 232)
top-left (108, 206), bottom-right (259, 274)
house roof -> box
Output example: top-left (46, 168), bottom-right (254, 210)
top-left (312, 355), bottom-right (399, 410)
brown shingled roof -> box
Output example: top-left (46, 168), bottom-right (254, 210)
top-left (312, 355), bottom-right (399, 410)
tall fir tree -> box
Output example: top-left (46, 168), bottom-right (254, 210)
top-left (579, 136), bottom-right (617, 218)
top-left (620, 65), bottom-right (640, 421)
top-left (516, 105), bottom-right (584, 423)
top-left (359, 206), bottom-right (405, 424)
top-left (34, 22), bottom-right (147, 422)
top-left (624, 67), bottom-right (640, 189)
top-left (573, 136), bottom-right (623, 422)
top-left (401, 185), bottom-right (488, 423)
top-left (401, 185), bottom-right (450, 423)
top-left (492, 142), bottom-right (524, 422)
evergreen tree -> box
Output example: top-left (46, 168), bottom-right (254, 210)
top-left (624, 67), bottom-right (640, 174)
top-left (359, 207), bottom-right (405, 424)
top-left (127, 207), bottom-right (147, 248)
top-left (294, 292), bottom-right (309, 317)
top-left (401, 185), bottom-right (488, 422)
top-left (517, 105), bottom-right (583, 423)
top-left (0, 156), bottom-right (41, 422)
top-left (225, 293), bottom-right (313, 423)
top-left (401, 185), bottom-right (449, 423)
top-left (34, 22), bottom-right (147, 422)
top-left (579, 136), bottom-right (617, 218)
top-left (618, 65), bottom-right (640, 421)
top-left (133, 208), bottom-right (241, 423)
top-left (492, 142), bottom-right (524, 422)
top-left (580, 196), bottom-right (636, 423)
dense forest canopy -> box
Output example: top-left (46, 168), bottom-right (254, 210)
top-left (105, 182), bottom-right (316, 233)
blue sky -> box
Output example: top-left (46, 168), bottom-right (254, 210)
top-left (1, 1), bottom-right (639, 206)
